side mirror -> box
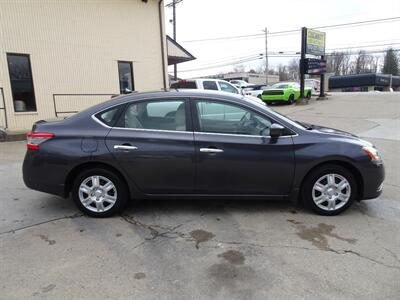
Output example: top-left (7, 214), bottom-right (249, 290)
top-left (270, 123), bottom-right (285, 138)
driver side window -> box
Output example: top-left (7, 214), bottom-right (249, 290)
top-left (196, 100), bottom-right (272, 136)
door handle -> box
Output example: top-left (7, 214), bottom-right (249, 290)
top-left (114, 145), bottom-right (138, 151)
top-left (200, 148), bottom-right (224, 153)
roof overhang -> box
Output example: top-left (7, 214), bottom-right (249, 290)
top-left (167, 35), bottom-right (196, 65)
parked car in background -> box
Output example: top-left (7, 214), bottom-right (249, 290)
top-left (261, 82), bottom-right (312, 105)
top-left (171, 79), bottom-right (265, 105)
top-left (305, 79), bottom-right (320, 94)
top-left (171, 79), bottom-right (241, 94)
top-left (23, 90), bottom-right (384, 217)
top-left (244, 84), bottom-right (268, 98)
top-left (229, 79), bottom-right (251, 88)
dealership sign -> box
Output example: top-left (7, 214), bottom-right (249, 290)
top-left (304, 58), bottom-right (327, 75)
top-left (306, 29), bottom-right (326, 56)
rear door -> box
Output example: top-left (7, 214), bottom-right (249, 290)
top-left (192, 98), bottom-right (295, 195)
top-left (105, 98), bottom-right (195, 194)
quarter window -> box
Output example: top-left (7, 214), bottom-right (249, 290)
top-left (196, 101), bottom-right (272, 136)
top-left (7, 54), bottom-right (37, 112)
top-left (118, 61), bottom-right (134, 94)
top-left (96, 106), bottom-right (120, 127)
top-left (124, 100), bottom-right (186, 131)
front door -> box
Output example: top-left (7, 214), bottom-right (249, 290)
top-left (192, 99), bottom-right (295, 195)
top-left (105, 98), bottom-right (195, 194)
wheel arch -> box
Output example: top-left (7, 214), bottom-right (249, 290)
top-left (64, 161), bottom-right (133, 198)
top-left (298, 160), bottom-right (364, 202)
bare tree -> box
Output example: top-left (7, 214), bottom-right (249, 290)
top-left (233, 64), bottom-right (246, 73)
top-left (287, 58), bottom-right (299, 80)
top-left (327, 51), bottom-right (346, 75)
top-left (355, 50), bottom-right (375, 74)
top-left (278, 64), bottom-right (288, 81)
top-left (341, 52), bottom-right (352, 75)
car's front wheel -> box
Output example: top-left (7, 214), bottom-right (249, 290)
top-left (302, 164), bottom-right (357, 215)
top-left (287, 94), bottom-right (294, 105)
top-left (72, 167), bottom-right (128, 217)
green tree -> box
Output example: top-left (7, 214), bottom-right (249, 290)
top-left (382, 48), bottom-right (399, 75)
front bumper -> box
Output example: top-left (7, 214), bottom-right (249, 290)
top-left (359, 161), bottom-right (385, 200)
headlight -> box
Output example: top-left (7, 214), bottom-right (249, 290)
top-left (362, 146), bottom-right (381, 162)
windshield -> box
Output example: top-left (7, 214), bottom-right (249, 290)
top-left (272, 84), bottom-right (289, 89)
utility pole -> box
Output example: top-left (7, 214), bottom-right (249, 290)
top-left (172, 0), bottom-right (177, 80)
top-left (264, 27), bottom-right (268, 85)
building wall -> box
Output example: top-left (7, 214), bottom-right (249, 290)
top-left (0, 0), bottom-right (167, 130)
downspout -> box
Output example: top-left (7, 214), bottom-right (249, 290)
top-left (158, 0), bottom-right (168, 89)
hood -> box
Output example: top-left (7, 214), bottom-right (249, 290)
top-left (311, 124), bottom-right (358, 138)
top-left (300, 122), bottom-right (373, 146)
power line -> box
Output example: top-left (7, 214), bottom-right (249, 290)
top-left (183, 42), bottom-right (400, 68)
top-left (182, 16), bottom-right (400, 43)
top-left (178, 49), bottom-right (400, 73)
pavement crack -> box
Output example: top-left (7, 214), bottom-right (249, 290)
top-left (213, 239), bottom-right (400, 271)
top-left (0, 213), bottom-right (83, 236)
top-left (120, 214), bottom-right (185, 242)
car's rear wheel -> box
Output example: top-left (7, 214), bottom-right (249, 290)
top-left (72, 167), bottom-right (128, 217)
top-left (302, 164), bottom-right (357, 216)
top-left (288, 94), bottom-right (294, 105)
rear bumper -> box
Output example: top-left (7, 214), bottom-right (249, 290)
top-left (22, 151), bottom-right (67, 197)
top-left (359, 161), bottom-right (385, 200)
top-left (261, 95), bottom-right (287, 101)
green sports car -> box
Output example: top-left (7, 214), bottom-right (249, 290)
top-left (261, 82), bottom-right (312, 105)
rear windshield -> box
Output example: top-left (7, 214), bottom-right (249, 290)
top-left (272, 84), bottom-right (289, 89)
top-left (170, 81), bottom-right (197, 89)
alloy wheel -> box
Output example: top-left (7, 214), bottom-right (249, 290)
top-left (312, 173), bottom-right (351, 211)
top-left (78, 175), bottom-right (117, 213)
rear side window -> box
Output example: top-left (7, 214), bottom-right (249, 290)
top-left (123, 100), bottom-right (186, 131)
top-left (95, 106), bottom-right (120, 127)
top-left (170, 81), bottom-right (197, 89)
top-left (202, 81), bottom-right (218, 90)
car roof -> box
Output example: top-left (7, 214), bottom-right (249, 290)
top-left (73, 89), bottom-right (252, 117)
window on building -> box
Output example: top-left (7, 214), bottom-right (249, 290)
top-left (7, 54), bottom-right (37, 112)
top-left (123, 100), bottom-right (186, 131)
top-left (118, 61), bottom-right (134, 94)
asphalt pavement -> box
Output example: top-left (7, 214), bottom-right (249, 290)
top-left (0, 92), bottom-right (399, 300)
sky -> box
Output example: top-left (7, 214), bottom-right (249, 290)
top-left (164, 0), bottom-right (400, 79)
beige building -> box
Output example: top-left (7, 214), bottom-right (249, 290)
top-left (0, 0), bottom-right (169, 131)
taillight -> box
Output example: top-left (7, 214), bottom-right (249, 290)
top-left (26, 133), bottom-right (55, 150)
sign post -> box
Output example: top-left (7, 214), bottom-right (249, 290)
top-left (299, 27), bottom-right (326, 103)
top-left (299, 27), bottom-right (307, 100)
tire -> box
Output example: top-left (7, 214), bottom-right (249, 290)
top-left (287, 94), bottom-right (294, 105)
top-left (301, 164), bottom-right (357, 216)
top-left (72, 167), bottom-right (128, 217)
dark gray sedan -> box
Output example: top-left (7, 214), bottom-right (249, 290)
top-left (23, 90), bottom-right (384, 217)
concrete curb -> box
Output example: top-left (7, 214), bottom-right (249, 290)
top-left (0, 130), bottom-right (27, 142)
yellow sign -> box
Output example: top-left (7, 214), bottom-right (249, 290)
top-left (306, 29), bottom-right (326, 56)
